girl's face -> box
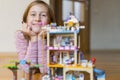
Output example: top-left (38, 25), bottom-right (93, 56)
top-left (27, 4), bottom-right (49, 33)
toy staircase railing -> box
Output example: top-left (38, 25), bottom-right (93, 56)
top-left (42, 32), bottom-right (45, 73)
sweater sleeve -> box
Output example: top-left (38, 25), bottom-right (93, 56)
top-left (24, 40), bottom-right (38, 64)
top-left (15, 30), bottom-right (28, 60)
top-left (15, 30), bottom-right (38, 64)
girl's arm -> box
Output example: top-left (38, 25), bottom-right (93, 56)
top-left (15, 30), bottom-right (38, 64)
top-left (15, 30), bottom-right (38, 74)
top-left (15, 30), bottom-right (28, 60)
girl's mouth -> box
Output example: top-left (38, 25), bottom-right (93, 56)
top-left (32, 22), bottom-right (47, 26)
top-left (32, 22), bottom-right (42, 26)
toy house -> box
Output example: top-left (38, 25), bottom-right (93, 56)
top-left (46, 15), bottom-right (94, 80)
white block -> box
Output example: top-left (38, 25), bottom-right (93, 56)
top-left (21, 78), bottom-right (26, 80)
top-left (97, 78), bottom-right (105, 80)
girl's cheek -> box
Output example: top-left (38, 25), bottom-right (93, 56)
top-left (26, 21), bottom-right (32, 26)
top-left (42, 22), bottom-right (47, 26)
top-left (38, 21), bottom-right (47, 26)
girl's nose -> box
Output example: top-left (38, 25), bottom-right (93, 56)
top-left (35, 15), bottom-right (41, 22)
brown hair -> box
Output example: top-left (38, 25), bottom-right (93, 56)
top-left (22, 0), bottom-right (55, 23)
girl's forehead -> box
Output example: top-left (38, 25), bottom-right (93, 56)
top-left (29, 4), bottom-right (48, 12)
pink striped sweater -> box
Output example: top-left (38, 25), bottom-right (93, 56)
top-left (15, 30), bottom-right (47, 73)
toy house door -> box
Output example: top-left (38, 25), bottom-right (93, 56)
top-left (50, 0), bottom-right (90, 59)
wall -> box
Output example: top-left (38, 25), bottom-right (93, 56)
top-left (0, 0), bottom-right (49, 53)
top-left (90, 0), bottom-right (120, 50)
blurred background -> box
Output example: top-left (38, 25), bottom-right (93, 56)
top-left (0, 0), bottom-right (120, 53)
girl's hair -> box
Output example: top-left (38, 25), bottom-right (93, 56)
top-left (22, 0), bottom-right (55, 23)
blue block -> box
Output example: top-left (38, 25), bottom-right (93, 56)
top-left (94, 68), bottom-right (106, 78)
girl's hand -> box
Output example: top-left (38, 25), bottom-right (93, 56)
top-left (22, 22), bottom-right (36, 36)
top-left (38, 29), bottom-right (47, 40)
top-left (22, 22), bottom-right (37, 41)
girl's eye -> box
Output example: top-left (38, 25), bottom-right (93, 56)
top-left (41, 13), bottom-right (47, 17)
top-left (31, 13), bottom-right (36, 16)
top-left (42, 14), bottom-right (46, 16)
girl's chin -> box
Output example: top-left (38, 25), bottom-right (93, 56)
top-left (32, 27), bottom-right (40, 33)
top-left (33, 30), bottom-right (39, 33)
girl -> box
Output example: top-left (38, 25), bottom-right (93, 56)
top-left (15, 0), bottom-right (55, 79)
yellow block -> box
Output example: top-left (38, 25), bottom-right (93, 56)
top-left (68, 21), bottom-right (74, 26)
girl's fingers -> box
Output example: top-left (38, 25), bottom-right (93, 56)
top-left (22, 22), bottom-right (36, 36)
top-left (27, 25), bottom-right (37, 36)
top-left (27, 24), bottom-right (32, 33)
top-left (22, 22), bottom-right (29, 32)
top-left (39, 30), bottom-right (47, 36)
